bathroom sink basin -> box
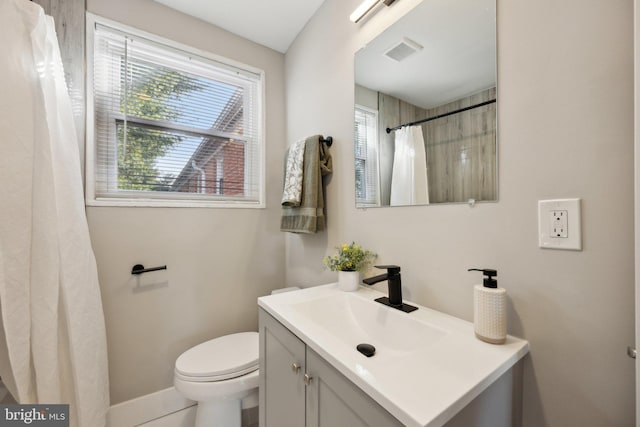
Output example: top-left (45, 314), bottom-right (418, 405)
top-left (258, 283), bottom-right (529, 427)
top-left (291, 292), bottom-right (446, 354)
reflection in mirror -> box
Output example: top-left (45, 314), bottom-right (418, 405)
top-left (354, 0), bottom-right (497, 207)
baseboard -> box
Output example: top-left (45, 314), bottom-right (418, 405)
top-left (107, 387), bottom-right (195, 427)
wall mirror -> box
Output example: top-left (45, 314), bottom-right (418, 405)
top-left (354, 0), bottom-right (497, 207)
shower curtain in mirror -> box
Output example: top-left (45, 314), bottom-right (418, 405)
top-left (0, 1), bottom-right (109, 426)
top-left (390, 126), bottom-right (429, 206)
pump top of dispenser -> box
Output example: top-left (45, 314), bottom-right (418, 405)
top-left (468, 268), bottom-right (498, 288)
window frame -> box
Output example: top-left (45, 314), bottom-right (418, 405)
top-left (354, 104), bottom-right (380, 207)
top-left (86, 13), bottom-right (266, 208)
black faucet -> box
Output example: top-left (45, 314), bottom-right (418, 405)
top-left (362, 265), bottom-right (418, 313)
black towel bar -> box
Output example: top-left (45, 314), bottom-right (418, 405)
top-left (131, 264), bottom-right (167, 275)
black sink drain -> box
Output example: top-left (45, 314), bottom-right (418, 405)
top-left (356, 343), bottom-right (376, 357)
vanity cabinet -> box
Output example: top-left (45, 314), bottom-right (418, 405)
top-left (259, 308), bottom-right (402, 427)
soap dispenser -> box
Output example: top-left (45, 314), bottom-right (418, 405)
top-left (468, 268), bottom-right (506, 344)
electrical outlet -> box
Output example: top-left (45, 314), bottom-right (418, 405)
top-left (550, 210), bottom-right (568, 238)
top-left (538, 199), bottom-right (581, 250)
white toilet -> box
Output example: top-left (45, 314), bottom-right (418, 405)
top-left (174, 331), bottom-right (259, 427)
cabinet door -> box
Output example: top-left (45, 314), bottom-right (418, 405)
top-left (259, 309), bottom-right (306, 427)
top-left (305, 348), bottom-right (403, 427)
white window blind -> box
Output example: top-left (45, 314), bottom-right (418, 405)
top-left (88, 19), bottom-right (263, 207)
top-left (354, 105), bottom-right (379, 206)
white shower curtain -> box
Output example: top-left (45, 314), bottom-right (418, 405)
top-left (0, 1), bottom-right (109, 426)
top-left (390, 126), bottom-right (429, 206)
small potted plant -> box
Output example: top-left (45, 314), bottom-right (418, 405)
top-left (323, 242), bottom-right (377, 291)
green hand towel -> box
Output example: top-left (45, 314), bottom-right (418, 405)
top-left (280, 135), bottom-right (332, 234)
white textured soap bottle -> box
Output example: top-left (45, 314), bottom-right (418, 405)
top-left (468, 269), bottom-right (506, 344)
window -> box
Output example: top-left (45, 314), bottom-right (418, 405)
top-left (354, 105), bottom-right (379, 206)
top-left (87, 15), bottom-right (264, 207)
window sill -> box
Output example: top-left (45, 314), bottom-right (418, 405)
top-left (86, 197), bottom-right (265, 209)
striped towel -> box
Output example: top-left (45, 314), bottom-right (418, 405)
top-left (281, 139), bottom-right (306, 206)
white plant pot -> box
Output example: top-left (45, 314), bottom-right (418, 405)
top-left (338, 271), bottom-right (360, 292)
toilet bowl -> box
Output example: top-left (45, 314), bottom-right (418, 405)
top-left (174, 331), bottom-right (259, 427)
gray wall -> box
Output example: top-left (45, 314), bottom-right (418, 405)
top-left (86, 0), bottom-right (287, 404)
top-left (285, 0), bottom-right (635, 425)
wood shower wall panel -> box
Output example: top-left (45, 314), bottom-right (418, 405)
top-left (422, 87), bottom-right (497, 203)
top-left (379, 88), bottom-right (495, 204)
top-left (34, 0), bottom-right (51, 12)
top-left (33, 0), bottom-right (86, 174)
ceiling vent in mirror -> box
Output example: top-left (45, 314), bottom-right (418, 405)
top-left (384, 37), bottom-right (423, 62)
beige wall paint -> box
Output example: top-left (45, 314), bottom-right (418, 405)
top-left (86, 0), bottom-right (286, 404)
top-left (285, 0), bottom-right (635, 425)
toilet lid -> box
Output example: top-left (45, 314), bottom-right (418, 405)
top-left (175, 332), bottom-right (259, 382)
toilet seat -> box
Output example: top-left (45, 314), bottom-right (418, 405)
top-left (175, 332), bottom-right (258, 382)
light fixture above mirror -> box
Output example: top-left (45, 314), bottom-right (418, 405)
top-left (350, 0), bottom-right (397, 23)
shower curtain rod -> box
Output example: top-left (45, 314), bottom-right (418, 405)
top-left (386, 99), bottom-right (496, 134)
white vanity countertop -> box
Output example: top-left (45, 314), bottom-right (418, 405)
top-left (258, 283), bottom-right (529, 427)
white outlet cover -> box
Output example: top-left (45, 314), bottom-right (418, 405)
top-left (538, 198), bottom-right (582, 250)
